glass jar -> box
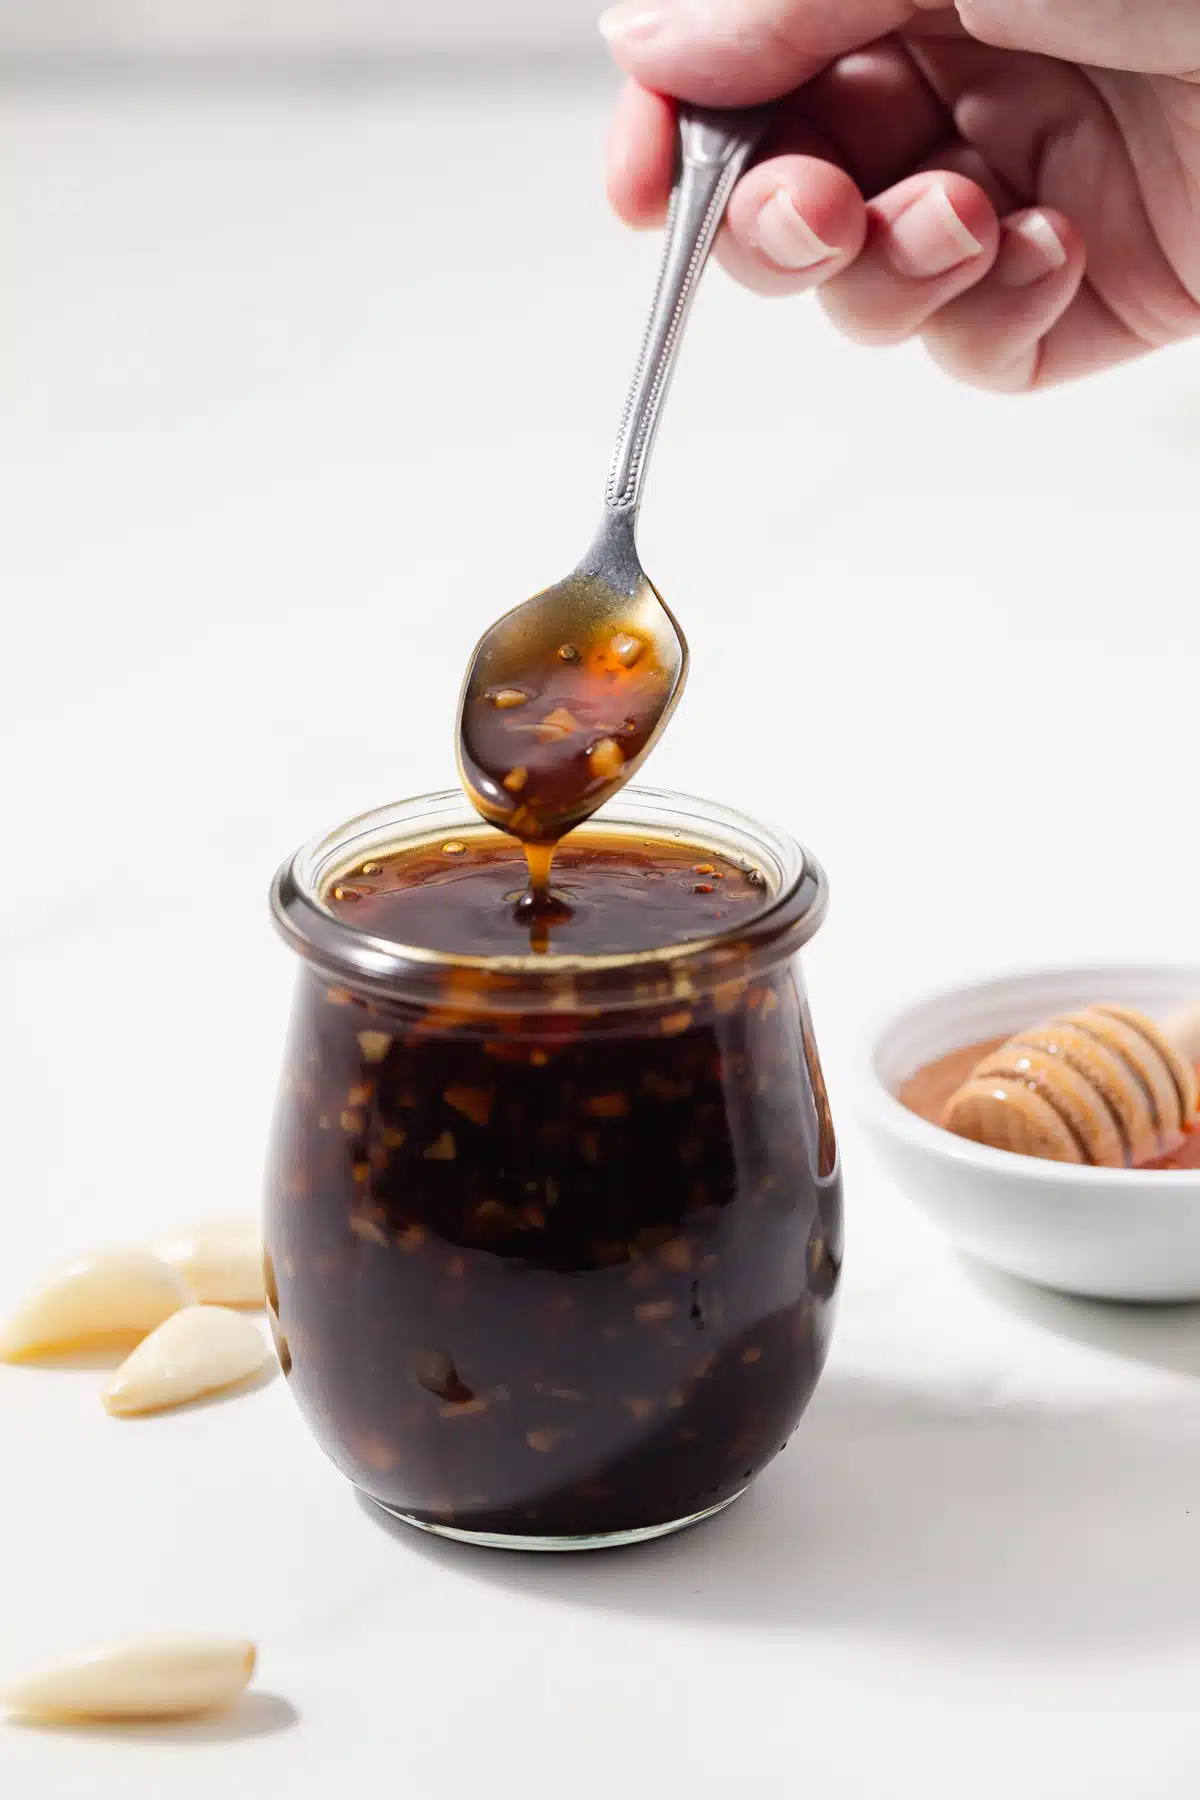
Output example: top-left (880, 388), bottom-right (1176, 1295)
top-left (264, 787), bottom-right (841, 1550)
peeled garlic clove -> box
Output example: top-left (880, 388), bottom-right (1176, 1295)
top-left (0, 1249), bottom-right (193, 1362)
top-left (103, 1305), bottom-right (272, 1416)
top-left (3, 1634), bottom-right (256, 1721)
top-left (147, 1218), bottom-right (264, 1307)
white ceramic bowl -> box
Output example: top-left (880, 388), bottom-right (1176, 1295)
top-left (857, 963), bottom-right (1200, 1303)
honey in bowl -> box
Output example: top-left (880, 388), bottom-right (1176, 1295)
top-left (899, 1038), bottom-right (1200, 1171)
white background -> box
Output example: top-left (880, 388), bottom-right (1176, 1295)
top-left (0, 1), bottom-right (602, 58)
top-left (1, 58), bottom-right (1199, 1800)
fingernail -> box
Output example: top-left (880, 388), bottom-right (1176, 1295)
top-left (753, 189), bottom-right (840, 273)
top-left (997, 210), bottom-right (1069, 287)
top-left (599, 4), bottom-right (664, 43)
top-left (886, 183), bottom-right (984, 280)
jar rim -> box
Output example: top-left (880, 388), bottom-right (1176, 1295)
top-left (269, 786), bottom-right (827, 1015)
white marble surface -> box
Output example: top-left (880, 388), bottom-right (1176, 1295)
top-left (1, 67), bottom-right (1199, 1799)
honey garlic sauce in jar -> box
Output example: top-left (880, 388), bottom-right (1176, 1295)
top-left (265, 788), bottom-right (841, 1549)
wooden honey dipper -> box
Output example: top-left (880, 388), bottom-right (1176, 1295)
top-left (942, 1001), bottom-right (1200, 1166)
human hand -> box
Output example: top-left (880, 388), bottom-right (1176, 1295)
top-left (601, 0), bottom-right (1200, 389)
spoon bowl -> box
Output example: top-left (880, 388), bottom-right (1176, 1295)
top-left (456, 519), bottom-right (688, 842)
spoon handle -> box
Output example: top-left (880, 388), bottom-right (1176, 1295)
top-left (604, 103), bottom-right (772, 519)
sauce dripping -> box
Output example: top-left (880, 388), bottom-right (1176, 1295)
top-left (457, 611), bottom-right (676, 948)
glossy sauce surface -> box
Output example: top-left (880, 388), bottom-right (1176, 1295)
top-left (328, 830), bottom-right (769, 958)
top-left (899, 1038), bottom-right (1200, 1170)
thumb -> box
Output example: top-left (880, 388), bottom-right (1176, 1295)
top-left (958, 0), bottom-right (1200, 75)
top-left (598, 0), bottom-right (925, 105)
top-left (599, 0), bottom-right (1200, 96)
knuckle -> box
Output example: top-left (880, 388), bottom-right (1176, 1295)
top-left (818, 287), bottom-right (918, 345)
top-left (924, 332), bottom-right (1039, 393)
top-left (953, 0), bottom-right (1020, 50)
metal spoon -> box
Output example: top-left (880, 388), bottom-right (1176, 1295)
top-left (456, 103), bottom-right (771, 852)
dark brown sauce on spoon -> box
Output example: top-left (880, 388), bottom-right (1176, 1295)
top-left (457, 608), bottom-right (678, 948)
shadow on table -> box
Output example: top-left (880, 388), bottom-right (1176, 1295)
top-left (8, 1693), bottom-right (300, 1744)
top-left (371, 1367), bottom-right (1200, 1649)
top-left (958, 1256), bottom-right (1200, 1379)
top-left (1, 1353), bottom-right (280, 1411)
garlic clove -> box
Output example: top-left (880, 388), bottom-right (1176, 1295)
top-left (3, 1634), bottom-right (257, 1722)
top-left (102, 1305), bottom-right (272, 1416)
top-left (0, 1249), bottom-right (193, 1362)
top-left (147, 1218), bottom-right (264, 1307)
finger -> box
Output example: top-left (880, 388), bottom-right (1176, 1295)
top-left (819, 171), bottom-right (1000, 346)
top-left (955, 0), bottom-right (1200, 76)
top-left (715, 155), bottom-right (868, 295)
top-left (599, 0), bottom-right (924, 107)
top-left (910, 142), bottom-right (1018, 217)
top-left (906, 29), bottom-right (1109, 198)
top-left (603, 69), bottom-right (850, 235)
top-left (910, 38), bottom-right (1200, 351)
top-left (605, 81), bottom-right (676, 228)
top-left (921, 207), bottom-right (1086, 390)
top-left (797, 39), bottom-right (950, 193)
top-left (1029, 281), bottom-right (1190, 389)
